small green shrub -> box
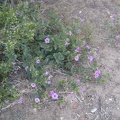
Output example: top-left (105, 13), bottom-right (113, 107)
top-left (0, 1), bottom-right (103, 107)
top-left (105, 14), bottom-right (120, 48)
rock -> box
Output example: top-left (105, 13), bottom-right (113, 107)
top-left (91, 107), bottom-right (97, 113)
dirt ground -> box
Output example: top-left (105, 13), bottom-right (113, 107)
top-left (1, 0), bottom-right (120, 120)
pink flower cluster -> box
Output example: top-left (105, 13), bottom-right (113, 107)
top-left (50, 91), bottom-right (58, 100)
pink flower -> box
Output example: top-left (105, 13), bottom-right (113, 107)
top-left (70, 93), bottom-right (75, 99)
top-left (4, 99), bottom-right (9, 103)
top-left (76, 79), bottom-right (81, 83)
top-left (12, 101), bottom-right (17, 105)
top-left (35, 98), bottom-right (40, 103)
top-left (18, 97), bottom-right (23, 104)
top-left (51, 93), bottom-right (58, 100)
top-left (111, 17), bottom-right (115, 21)
top-left (86, 45), bottom-right (91, 49)
top-left (69, 31), bottom-right (72, 36)
top-left (31, 83), bottom-right (36, 88)
top-left (44, 71), bottom-right (49, 76)
top-left (80, 88), bottom-right (85, 93)
top-left (47, 81), bottom-right (51, 85)
top-left (94, 69), bottom-right (101, 78)
top-left (94, 73), bottom-right (99, 78)
top-left (75, 55), bottom-right (79, 61)
top-left (36, 59), bottom-right (40, 64)
top-left (115, 35), bottom-right (119, 39)
top-left (75, 47), bottom-right (80, 53)
top-left (110, 15), bottom-right (115, 22)
top-left (65, 42), bottom-right (70, 46)
top-left (45, 37), bottom-right (50, 44)
top-left (88, 56), bottom-right (93, 61)
top-left (25, 66), bottom-right (28, 71)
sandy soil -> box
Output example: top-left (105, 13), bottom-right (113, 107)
top-left (1, 0), bottom-right (120, 120)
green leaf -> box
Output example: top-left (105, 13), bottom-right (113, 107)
top-left (53, 52), bottom-right (64, 62)
top-left (32, 92), bottom-right (39, 99)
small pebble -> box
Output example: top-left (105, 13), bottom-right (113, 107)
top-left (91, 107), bottom-right (97, 113)
top-left (79, 11), bottom-right (82, 14)
top-left (109, 98), bottom-right (112, 101)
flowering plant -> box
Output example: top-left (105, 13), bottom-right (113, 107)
top-left (0, 1), bottom-right (105, 108)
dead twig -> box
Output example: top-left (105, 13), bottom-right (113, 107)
top-left (1, 102), bottom-right (15, 112)
top-left (75, 94), bottom-right (83, 102)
